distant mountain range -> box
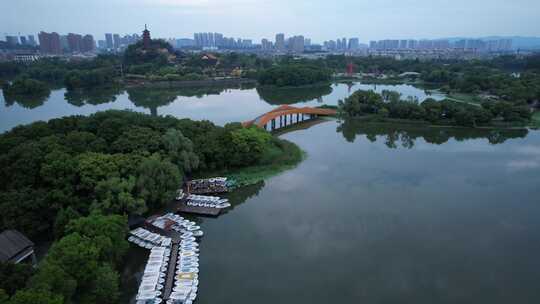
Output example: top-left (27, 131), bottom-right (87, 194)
top-left (444, 36), bottom-right (540, 50)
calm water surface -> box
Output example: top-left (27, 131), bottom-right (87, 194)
top-left (188, 122), bottom-right (540, 304)
top-left (2, 82), bottom-right (539, 303)
top-left (0, 82), bottom-right (444, 132)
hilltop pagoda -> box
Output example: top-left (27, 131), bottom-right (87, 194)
top-left (142, 24), bottom-right (151, 49)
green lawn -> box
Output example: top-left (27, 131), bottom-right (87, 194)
top-left (447, 93), bottom-right (484, 105)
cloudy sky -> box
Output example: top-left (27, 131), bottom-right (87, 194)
top-left (2, 0), bottom-right (539, 42)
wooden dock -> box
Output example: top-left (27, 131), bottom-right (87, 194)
top-left (176, 202), bottom-right (222, 217)
top-left (162, 241), bottom-right (179, 301)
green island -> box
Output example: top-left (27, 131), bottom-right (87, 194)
top-left (0, 110), bottom-right (302, 303)
top-left (338, 89), bottom-right (531, 128)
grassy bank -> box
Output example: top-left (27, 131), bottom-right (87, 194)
top-left (447, 93), bottom-right (484, 105)
top-left (198, 138), bottom-right (305, 188)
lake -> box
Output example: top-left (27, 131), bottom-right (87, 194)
top-left (189, 121), bottom-right (540, 304)
top-left (2, 82), bottom-right (539, 303)
top-left (0, 82), bottom-right (445, 132)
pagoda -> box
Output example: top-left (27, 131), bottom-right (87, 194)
top-left (142, 24), bottom-right (151, 49)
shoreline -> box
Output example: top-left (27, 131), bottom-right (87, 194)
top-left (196, 138), bottom-right (305, 188)
top-left (122, 77), bottom-right (257, 89)
top-left (341, 114), bottom-right (533, 130)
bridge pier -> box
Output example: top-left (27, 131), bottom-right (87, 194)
top-left (271, 118), bottom-right (276, 130)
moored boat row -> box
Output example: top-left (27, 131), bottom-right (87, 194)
top-left (186, 177), bottom-right (230, 194)
top-left (129, 228), bottom-right (173, 249)
top-left (185, 194), bottom-right (231, 209)
top-left (167, 214), bottom-right (202, 304)
top-left (136, 247), bottom-right (171, 304)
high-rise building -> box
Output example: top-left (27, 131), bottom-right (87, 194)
top-left (82, 34), bottom-right (95, 52)
top-left (305, 38), bottom-right (311, 47)
top-left (454, 39), bottom-right (466, 49)
top-left (399, 40), bottom-right (408, 49)
top-left (369, 41), bottom-right (377, 49)
top-left (348, 38), bottom-right (360, 50)
top-left (97, 40), bottom-right (106, 49)
top-left (194, 33), bottom-right (201, 47)
top-left (28, 35), bottom-right (36, 46)
top-left (105, 33), bottom-right (113, 49)
top-left (408, 40), bottom-right (417, 49)
top-left (275, 33), bottom-right (285, 51)
top-left (38, 31), bottom-right (62, 54)
top-left (19, 36), bottom-right (27, 45)
top-left (67, 33), bottom-right (83, 52)
top-left (261, 38), bottom-right (272, 50)
top-left (113, 34), bottom-right (121, 49)
top-left (289, 35), bottom-right (304, 53)
top-left (214, 33), bottom-right (224, 47)
top-left (60, 35), bottom-right (69, 52)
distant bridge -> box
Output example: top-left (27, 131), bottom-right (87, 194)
top-left (243, 105), bottom-right (337, 131)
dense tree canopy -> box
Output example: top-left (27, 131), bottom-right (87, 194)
top-left (339, 89), bottom-right (531, 127)
top-left (258, 64), bottom-right (332, 87)
top-left (0, 109), bottom-right (297, 302)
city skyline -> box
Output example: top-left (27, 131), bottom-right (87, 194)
top-left (1, 0), bottom-right (540, 42)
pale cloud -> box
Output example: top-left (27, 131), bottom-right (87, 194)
top-left (515, 145), bottom-right (540, 156)
top-left (507, 160), bottom-right (540, 171)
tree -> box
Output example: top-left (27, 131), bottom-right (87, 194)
top-left (454, 110), bottom-right (476, 127)
top-left (53, 207), bottom-right (81, 240)
top-left (92, 177), bottom-right (147, 215)
top-left (28, 262), bottom-right (76, 302)
top-left (338, 90), bottom-right (384, 116)
top-left (45, 233), bottom-right (100, 284)
top-left (7, 290), bottom-right (63, 304)
top-left (135, 155), bottom-right (181, 210)
top-left (0, 263), bottom-right (35, 296)
top-left (162, 129), bottom-right (200, 172)
top-left (228, 127), bottom-right (272, 167)
top-left (422, 99), bottom-right (443, 122)
top-left (381, 90), bottom-right (402, 103)
top-left (88, 265), bottom-right (119, 304)
top-left (65, 214), bottom-right (129, 266)
top-left (0, 289), bottom-right (8, 304)
top-left (111, 126), bottom-right (161, 154)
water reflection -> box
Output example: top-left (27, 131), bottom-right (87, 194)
top-left (256, 85), bottom-right (333, 105)
top-left (126, 84), bottom-right (256, 116)
top-left (65, 86), bottom-right (123, 107)
top-left (0, 81), bottom-right (452, 133)
top-left (3, 90), bottom-right (51, 109)
top-left (337, 119), bottom-right (529, 148)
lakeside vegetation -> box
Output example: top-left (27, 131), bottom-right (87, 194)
top-left (339, 89), bottom-right (532, 128)
top-left (257, 64), bottom-right (332, 87)
top-left (2, 76), bottom-right (51, 109)
top-left (0, 110), bottom-right (301, 303)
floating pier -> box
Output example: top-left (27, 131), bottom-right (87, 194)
top-left (176, 202), bottom-right (222, 217)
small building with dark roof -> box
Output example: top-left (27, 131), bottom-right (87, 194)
top-left (0, 230), bottom-right (36, 265)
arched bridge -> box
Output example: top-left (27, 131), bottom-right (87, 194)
top-left (243, 105), bottom-right (337, 131)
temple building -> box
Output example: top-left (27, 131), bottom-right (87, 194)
top-left (143, 24), bottom-right (151, 49)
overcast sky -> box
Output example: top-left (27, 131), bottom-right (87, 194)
top-left (2, 0), bottom-right (539, 43)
